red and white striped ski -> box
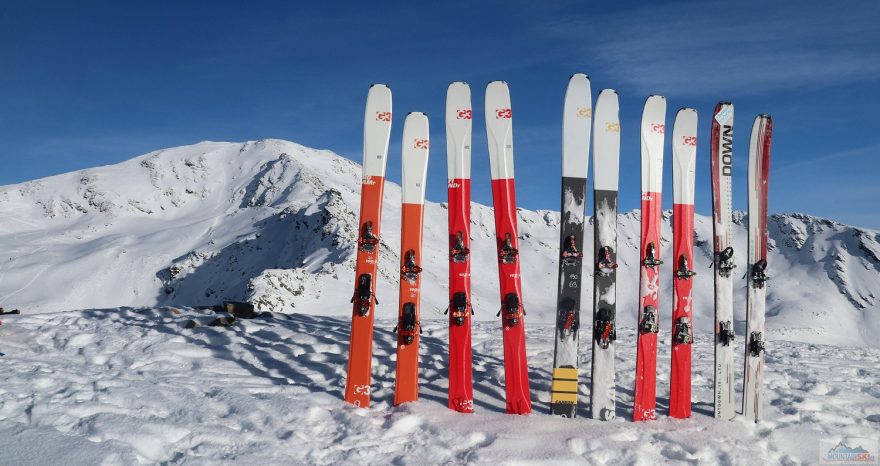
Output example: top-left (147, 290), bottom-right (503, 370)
top-left (446, 82), bottom-right (475, 413)
top-left (711, 102), bottom-right (737, 420)
top-left (743, 114), bottom-right (772, 422)
top-left (345, 84), bottom-right (393, 407)
top-left (669, 108), bottom-right (698, 419)
top-left (393, 112), bottom-right (430, 406)
top-left (633, 95), bottom-right (666, 422)
top-left (485, 81), bottom-right (531, 414)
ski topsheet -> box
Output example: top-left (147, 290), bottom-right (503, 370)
top-left (550, 74), bottom-right (591, 418)
top-left (590, 89), bottom-right (620, 421)
top-left (633, 95), bottom-right (666, 422)
top-left (711, 102), bottom-right (736, 420)
top-left (345, 84), bottom-right (393, 407)
top-left (394, 112), bottom-right (430, 406)
top-left (446, 82), bottom-right (475, 413)
top-left (669, 108), bottom-right (698, 419)
top-left (743, 114), bottom-right (772, 422)
top-left (485, 81), bottom-right (531, 414)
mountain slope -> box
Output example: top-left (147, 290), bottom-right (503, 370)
top-left (0, 139), bottom-right (877, 346)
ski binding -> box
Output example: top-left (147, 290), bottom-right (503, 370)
top-left (675, 254), bottom-right (696, 279)
top-left (640, 306), bottom-right (659, 334)
top-left (358, 221), bottom-right (380, 253)
top-left (497, 292), bottom-right (524, 327)
top-left (394, 302), bottom-right (420, 345)
top-left (446, 291), bottom-right (472, 326)
top-left (716, 246), bottom-right (736, 277)
top-left (674, 316), bottom-right (693, 344)
top-left (450, 231), bottom-right (470, 263)
top-left (594, 308), bottom-right (616, 349)
top-left (643, 242), bottom-right (663, 268)
top-left (751, 259), bottom-right (769, 288)
top-left (560, 235), bottom-right (583, 266)
top-left (498, 233), bottom-right (519, 264)
top-left (351, 273), bottom-right (377, 317)
top-left (596, 245), bottom-right (618, 273)
top-left (558, 308), bottom-right (578, 338)
top-left (749, 331), bottom-right (765, 356)
top-left (718, 320), bottom-right (735, 346)
top-left (400, 249), bottom-right (423, 283)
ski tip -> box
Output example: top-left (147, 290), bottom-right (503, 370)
top-left (369, 83), bottom-right (390, 90)
top-left (570, 72), bottom-right (589, 79)
top-left (406, 111), bottom-right (427, 117)
top-left (600, 88), bottom-right (618, 95)
top-left (678, 107), bottom-right (697, 113)
top-left (449, 81), bottom-right (469, 86)
top-left (717, 100), bottom-right (732, 106)
top-left (758, 113), bottom-right (772, 119)
top-left (488, 80), bottom-right (508, 85)
top-left (648, 94), bottom-right (666, 100)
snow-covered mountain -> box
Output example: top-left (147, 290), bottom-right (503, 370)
top-left (1, 139), bottom-right (878, 346)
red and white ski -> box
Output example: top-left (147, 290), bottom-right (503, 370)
top-left (446, 82), bottom-right (475, 413)
top-left (711, 102), bottom-right (737, 420)
top-left (344, 84), bottom-right (392, 408)
top-left (669, 108), bottom-right (698, 419)
top-left (633, 95), bottom-right (666, 422)
top-left (743, 114), bottom-right (772, 422)
top-left (485, 81), bottom-right (531, 414)
top-left (393, 112), bottom-right (430, 406)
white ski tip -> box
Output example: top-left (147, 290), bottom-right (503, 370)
top-left (370, 83), bottom-right (391, 90)
top-left (570, 72), bottom-right (589, 79)
top-left (600, 89), bottom-right (618, 95)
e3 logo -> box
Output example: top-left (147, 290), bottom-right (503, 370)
top-left (606, 122), bottom-right (621, 133)
top-left (577, 107), bottom-right (592, 118)
top-left (682, 136), bottom-right (697, 146)
top-left (376, 112), bottom-right (392, 122)
top-left (495, 108), bottom-right (512, 119)
top-left (414, 139), bottom-right (429, 149)
top-left (456, 109), bottom-right (472, 120)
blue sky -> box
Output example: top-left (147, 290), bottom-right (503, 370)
top-left (1, 1), bottom-right (878, 228)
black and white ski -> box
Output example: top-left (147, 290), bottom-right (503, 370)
top-left (550, 73), bottom-right (591, 417)
top-left (743, 114), bottom-right (772, 422)
top-left (590, 89), bottom-right (620, 421)
top-left (710, 102), bottom-right (736, 420)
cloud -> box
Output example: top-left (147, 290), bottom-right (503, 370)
top-left (539, 0), bottom-right (880, 96)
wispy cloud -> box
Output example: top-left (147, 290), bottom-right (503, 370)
top-left (539, 0), bottom-right (880, 96)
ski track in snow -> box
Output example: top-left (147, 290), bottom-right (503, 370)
top-left (1, 308), bottom-right (878, 465)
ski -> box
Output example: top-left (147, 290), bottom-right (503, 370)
top-left (743, 114), bottom-right (772, 422)
top-left (393, 112), bottom-right (430, 406)
top-left (669, 108), bottom-right (698, 419)
top-left (485, 81), bottom-right (531, 414)
top-left (550, 74), bottom-right (591, 418)
top-left (446, 82), bottom-right (475, 413)
top-left (632, 95), bottom-right (666, 422)
top-left (590, 89), bottom-right (620, 421)
top-left (344, 84), bottom-right (393, 408)
top-left (711, 102), bottom-right (736, 420)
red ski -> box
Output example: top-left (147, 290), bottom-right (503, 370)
top-left (669, 108), bottom-right (698, 418)
top-left (633, 95), bottom-right (666, 422)
top-left (445, 82), bottom-right (475, 413)
top-left (344, 84), bottom-right (392, 408)
top-left (485, 81), bottom-right (531, 414)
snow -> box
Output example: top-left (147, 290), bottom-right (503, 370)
top-left (0, 139), bottom-right (879, 462)
top-left (1, 308), bottom-right (878, 464)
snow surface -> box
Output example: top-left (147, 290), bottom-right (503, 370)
top-left (0, 308), bottom-right (878, 464)
top-left (1, 139), bottom-right (878, 348)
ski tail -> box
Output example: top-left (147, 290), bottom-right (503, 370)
top-left (743, 114), bottom-right (772, 422)
top-left (446, 82), bottom-right (475, 413)
top-left (485, 81), bottom-right (531, 414)
top-left (345, 84), bottom-right (393, 408)
top-left (590, 88), bottom-right (620, 421)
top-left (669, 108), bottom-right (698, 419)
top-left (551, 73), bottom-right (591, 418)
top-left (711, 101), bottom-right (736, 420)
top-left (633, 95), bottom-right (666, 422)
